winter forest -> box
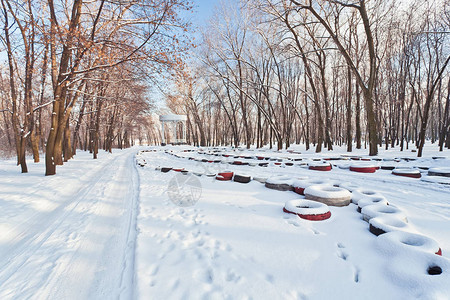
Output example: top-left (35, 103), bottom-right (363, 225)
top-left (0, 0), bottom-right (449, 175)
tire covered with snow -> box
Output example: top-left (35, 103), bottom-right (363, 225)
top-left (308, 162), bottom-right (332, 171)
top-left (369, 215), bottom-right (411, 236)
top-left (392, 168), bottom-right (421, 178)
top-left (421, 175), bottom-right (450, 185)
top-left (234, 174), bottom-right (251, 183)
top-left (265, 175), bottom-right (294, 191)
top-left (304, 185), bottom-right (352, 207)
top-left (292, 178), bottom-right (329, 195)
top-left (349, 163), bottom-right (378, 173)
top-left (351, 188), bottom-right (385, 205)
top-left (161, 167), bottom-right (172, 173)
top-left (376, 231), bottom-right (442, 256)
top-left (361, 203), bottom-right (407, 223)
top-left (428, 167), bottom-right (450, 178)
top-left (283, 199), bottom-right (331, 221)
top-left (253, 176), bottom-right (268, 183)
top-left (357, 196), bottom-right (389, 213)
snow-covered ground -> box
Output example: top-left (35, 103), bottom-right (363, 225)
top-left (1, 144), bottom-right (450, 299)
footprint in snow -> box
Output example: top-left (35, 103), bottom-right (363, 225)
top-left (226, 269), bottom-right (241, 283)
top-left (265, 274), bottom-right (275, 283)
top-left (287, 219), bottom-right (301, 227)
top-left (193, 268), bottom-right (214, 284)
top-left (353, 267), bottom-right (360, 283)
top-left (336, 242), bottom-right (349, 260)
top-left (337, 251), bottom-right (349, 261)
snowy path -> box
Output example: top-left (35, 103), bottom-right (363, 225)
top-left (0, 149), bottom-right (139, 299)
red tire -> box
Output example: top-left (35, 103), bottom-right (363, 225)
top-left (284, 199), bottom-right (331, 221)
top-left (218, 171), bottom-right (234, 180)
top-left (309, 165), bottom-right (332, 171)
top-left (283, 207), bottom-right (296, 215)
top-left (299, 211), bottom-right (331, 221)
top-left (216, 175), bottom-right (231, 181)
top-left (294, 187), bottom-right (305, 195)
top-left (350, 166), bottom-right (377, 173)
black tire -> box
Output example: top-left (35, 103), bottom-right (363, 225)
top-left (380, 166), bottom-right (395, 170)
top-left (234, 174), bottom-right (251, 183)
top-left (369, 223), bottom-right (386, 236)
top-left (265, 182), bottom-right (294, 191)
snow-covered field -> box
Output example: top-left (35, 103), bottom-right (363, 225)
top-left (1, 144), bottom-right (450, 299)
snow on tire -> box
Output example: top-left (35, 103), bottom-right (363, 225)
top-left (265, 175), bottom-right (294, 191)
top-left (304, 185), bottom-right (352, 207)
top-left (234, 174), bottom-right (251, 183)
top-left (361, 203), bottom-right (408, 223)
top-left (349, 163), bottom-right (378, 173)
top-left (369, 215), bottom-right (411, 236)
top-left (357, 196), bottom-right (388, 213)
top-left (351, 188), bottom-right (385, 205)
top-left (283, 199), bottom-right (331, 221)
top-left (377, 231), bottom-right (442, 256)
top-left (253, 176), bottom-right (268, 183)
top-left (292, 178), bottom-right (329, 195)
top-left (308, 161), bottom-right (332, 171)
top-left (428, 167), bottom-right (450, 178)
top-left (392, 168), bottom-right (421, 178)
top-left (421, 175), bottom-right (450, 185)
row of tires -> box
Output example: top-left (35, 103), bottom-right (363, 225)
top-left (351, 189), bottom-right (445, 276)
top-left (164, 150), bottom-right (446, 181)
top-left (152, 155), bottom-right (447, 276)
top-left (282, 181), bottom-right (447, 277)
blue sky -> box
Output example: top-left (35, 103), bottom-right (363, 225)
top-left (187, 0), bottom-right (220, 35)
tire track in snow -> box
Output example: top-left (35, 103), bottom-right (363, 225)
top-left (0, 154), bottom-right (123, 287)
top-left (118, 152), bottom-right (141, 299)
top-left (0, 149), bottom-right (139, 299)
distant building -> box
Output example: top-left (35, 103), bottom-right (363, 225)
top-left (159, 115), bottom-right (187, 145)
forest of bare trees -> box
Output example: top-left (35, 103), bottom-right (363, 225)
top-left (1, 0), bottom-right (449, 175)
top-left (168, 0), bottom-right (449, 157)
top-left (0, 0), bottom-right (191, 174)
